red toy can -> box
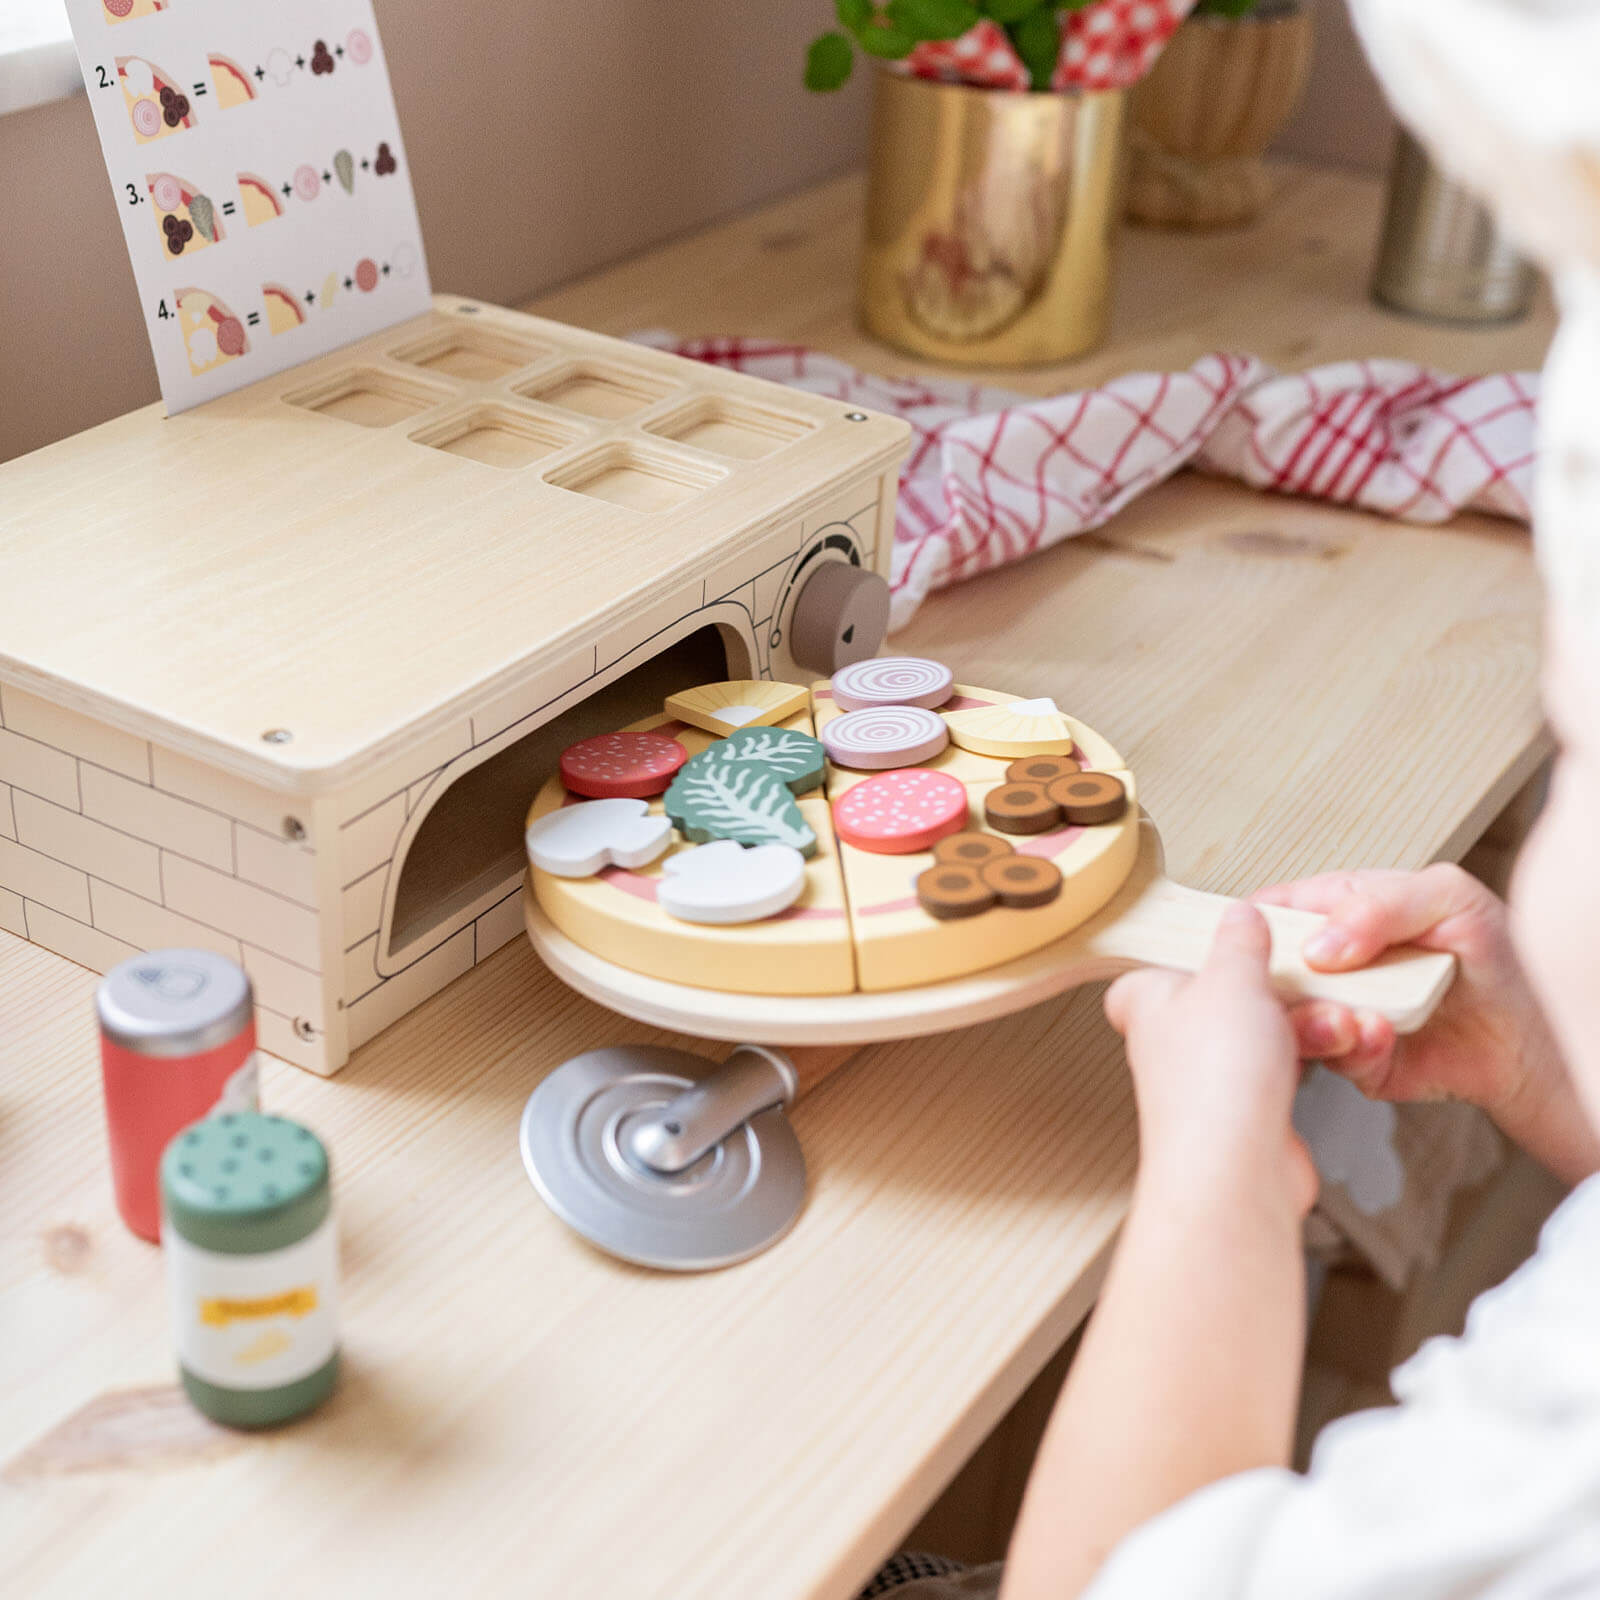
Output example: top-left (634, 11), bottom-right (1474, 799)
top-left (96, 949), bottom-right (259, 1242)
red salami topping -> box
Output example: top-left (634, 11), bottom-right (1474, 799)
top-left (559, 731), bottom-right (688, 799)
top-left (215, 316), bottom-right (246, 357)
top-left (354, 257), bottom-right (379, 293)
top-left (833, 769), bottom-right (967, 855)
top-left (105, 0), bottom-right (135, 15)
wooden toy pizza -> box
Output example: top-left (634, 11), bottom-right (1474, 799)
top-left (524, 661), bottom-right (1460, 1047)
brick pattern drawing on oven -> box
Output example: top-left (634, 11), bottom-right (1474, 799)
top-left (0, 482), bottom-right (883, 1075)
top-left (0, 682), bottom-right (323, 1071)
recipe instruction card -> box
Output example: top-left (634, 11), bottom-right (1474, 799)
top-left (65, 0), bottom-right (432, 413)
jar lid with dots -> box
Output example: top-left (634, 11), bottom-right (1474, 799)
top-left (160, 1111), bottom-right (330, 1254)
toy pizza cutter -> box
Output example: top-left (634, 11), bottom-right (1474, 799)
top-left (520, 815), bottom-right (1456, 1270)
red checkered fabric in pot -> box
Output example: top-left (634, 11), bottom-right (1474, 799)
top-left (629, 335), bottom-right (1537, 631)
top-left (905, 19), bottom-right (1028, 89)
top-left (1056, 0), bottom-right (1193, 91)
top-left (905, 0), bottom-right (1195, 93)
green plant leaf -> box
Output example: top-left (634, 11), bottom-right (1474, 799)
top-left (886, 0), bottom-right (981, 42)
top-left (982, 0), bottom-right (1044, 22)
top-left (836, 0), bottom-right (873, 27)
top-left (852, 18), bottom-right (920, 56)
top-left (1194, 0), bottom-right (1260, 14)
top-left (805, 31), bottom-right (855, 90)
top-left (1010, 5), bottom-right (1060, 88)
top-left (687, 727), bottom-right (826, 795)
top-left (665, 764), bottom-right (818, 855)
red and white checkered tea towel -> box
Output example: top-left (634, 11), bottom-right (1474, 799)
top-left (630, 337), bottom-right (1538, 631)
top-left (905, 0), bottom-right (1194, 92)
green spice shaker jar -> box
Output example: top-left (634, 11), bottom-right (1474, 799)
top-left (160, 1111), bottom-right (339, 1428)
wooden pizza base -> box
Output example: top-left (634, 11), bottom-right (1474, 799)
top-left (526, 816), bottom-right (1163, 1044)
top-left (523, 814), bottom-right (1458, 1045)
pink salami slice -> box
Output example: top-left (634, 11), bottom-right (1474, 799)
top-left (354, 257), bottom-right (379, 292)
top-left (215, 316), bottom-right (246, 357)
top-left (559, 731), bottom-right (688, 799)
top-left (104, 0), bottom-right (135, 16)
top-left (833, 769), bottom-right (967, 855)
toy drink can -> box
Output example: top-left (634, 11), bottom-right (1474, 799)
top-left (96, 949), bottom-right (259, 1242)
top-left (161, 1111), bottom-right (339, 1428)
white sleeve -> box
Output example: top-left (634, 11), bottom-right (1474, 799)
top-left (1080, 1183), bottom-right (1600, 1600)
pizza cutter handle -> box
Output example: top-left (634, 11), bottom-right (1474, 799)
top-left (1091, 878), bottom-right (1457, 1034)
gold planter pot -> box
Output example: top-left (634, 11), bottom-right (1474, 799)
top-left (859, 70), bottom-right (1127, 366)
top-left (1126, 3), bottom-right (1313, 229)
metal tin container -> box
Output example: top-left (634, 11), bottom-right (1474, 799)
top-left (1372, 130), bottom-right (1537, 324)
top-left (161, 1111), bottom-right (339, 1428)
top-left (859, 69), bottom-right (1126, 365)
top-left (97, 948), bottom-right (259, 1241)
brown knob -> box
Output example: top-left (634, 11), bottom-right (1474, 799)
top-left (789, 561), bottom-right (890, 674)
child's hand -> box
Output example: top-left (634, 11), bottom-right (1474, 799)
top-left (1251, 863), bottom-right (1561, 1128)
top-left (1106, 904), bottom-right (1317, 1216)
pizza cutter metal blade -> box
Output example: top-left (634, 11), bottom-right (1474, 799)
top-left (520, 1042), bottom-right (806, 1270)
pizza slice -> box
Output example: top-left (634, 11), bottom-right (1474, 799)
top-left (101, 0), bottom-right (168, 23)
top-left (147, 173), bottom-right (221, 258)
top-left (816, 684), bottom-right (1140, 992)
top-left (263, 284), bottom-right (306, 336)
top-left (528, 705), bottom-right (857, 996)
top-left (118, 57), bottom-right (193, 145)
top-left (176, 288), bottom-right (249, 377)
top-left (208, 54), bottom-right (256, 109)
top-left (238, 173), bottom-right (283, 228)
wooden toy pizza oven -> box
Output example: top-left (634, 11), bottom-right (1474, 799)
top-left (0, 298), bottom-right (910, 1075)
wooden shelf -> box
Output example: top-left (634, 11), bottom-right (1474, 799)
top-left (0, 163), bottom-right (1555, 1598)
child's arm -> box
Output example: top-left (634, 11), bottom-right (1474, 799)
top-left (1001, 906), bottom-right (1312, 1600)
top-left (1255, 863), bottom-right (1600, 1185)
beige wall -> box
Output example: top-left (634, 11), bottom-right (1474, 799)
top-left (0, 0), bottom-right (871, 463)
top-left (2, 0), bottom-right (1397, 465)
top-left (1274, 0), bottom-right (1396, 173)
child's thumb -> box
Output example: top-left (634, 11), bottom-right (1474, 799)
top-left (1204, 902), bottom-right (1273, 984)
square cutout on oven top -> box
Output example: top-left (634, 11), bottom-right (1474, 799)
top-left (643, 395), bottom-right (817, 459)
top-left (544, 442), bottom-right (726, 510)
top-left (515, 361), bottom-right (678, 420)
top-left (284, 367), bottom-right (454, 429)
top-left (409, 404), bottom-right (585, 469)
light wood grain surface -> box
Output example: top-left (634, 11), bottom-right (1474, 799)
top-left (0, 300), bottom-right (905, 789)
top-left (0, 163), bottom-right (1554, 1599)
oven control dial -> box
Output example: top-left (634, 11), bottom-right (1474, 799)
top-left (788, 561), bottom-right (890, 674)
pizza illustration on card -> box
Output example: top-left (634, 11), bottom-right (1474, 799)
top-left (237, 173), bottom-right (283, 228)
top-left (118, 58), bottom-right (193, 143)
top-left (101, 0), bottom-right (167, 22)
top-left (263, 284), bottom-right (306, 335)
top-left (148, 173), bottom-right (222, 258)
top-left (207, 54), bottom-right (256, 108)
top-left (176, 288), bottom-right (249, 376)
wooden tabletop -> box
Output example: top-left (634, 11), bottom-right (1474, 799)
top-left (1, 164), bottom-right (1554, 1599)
